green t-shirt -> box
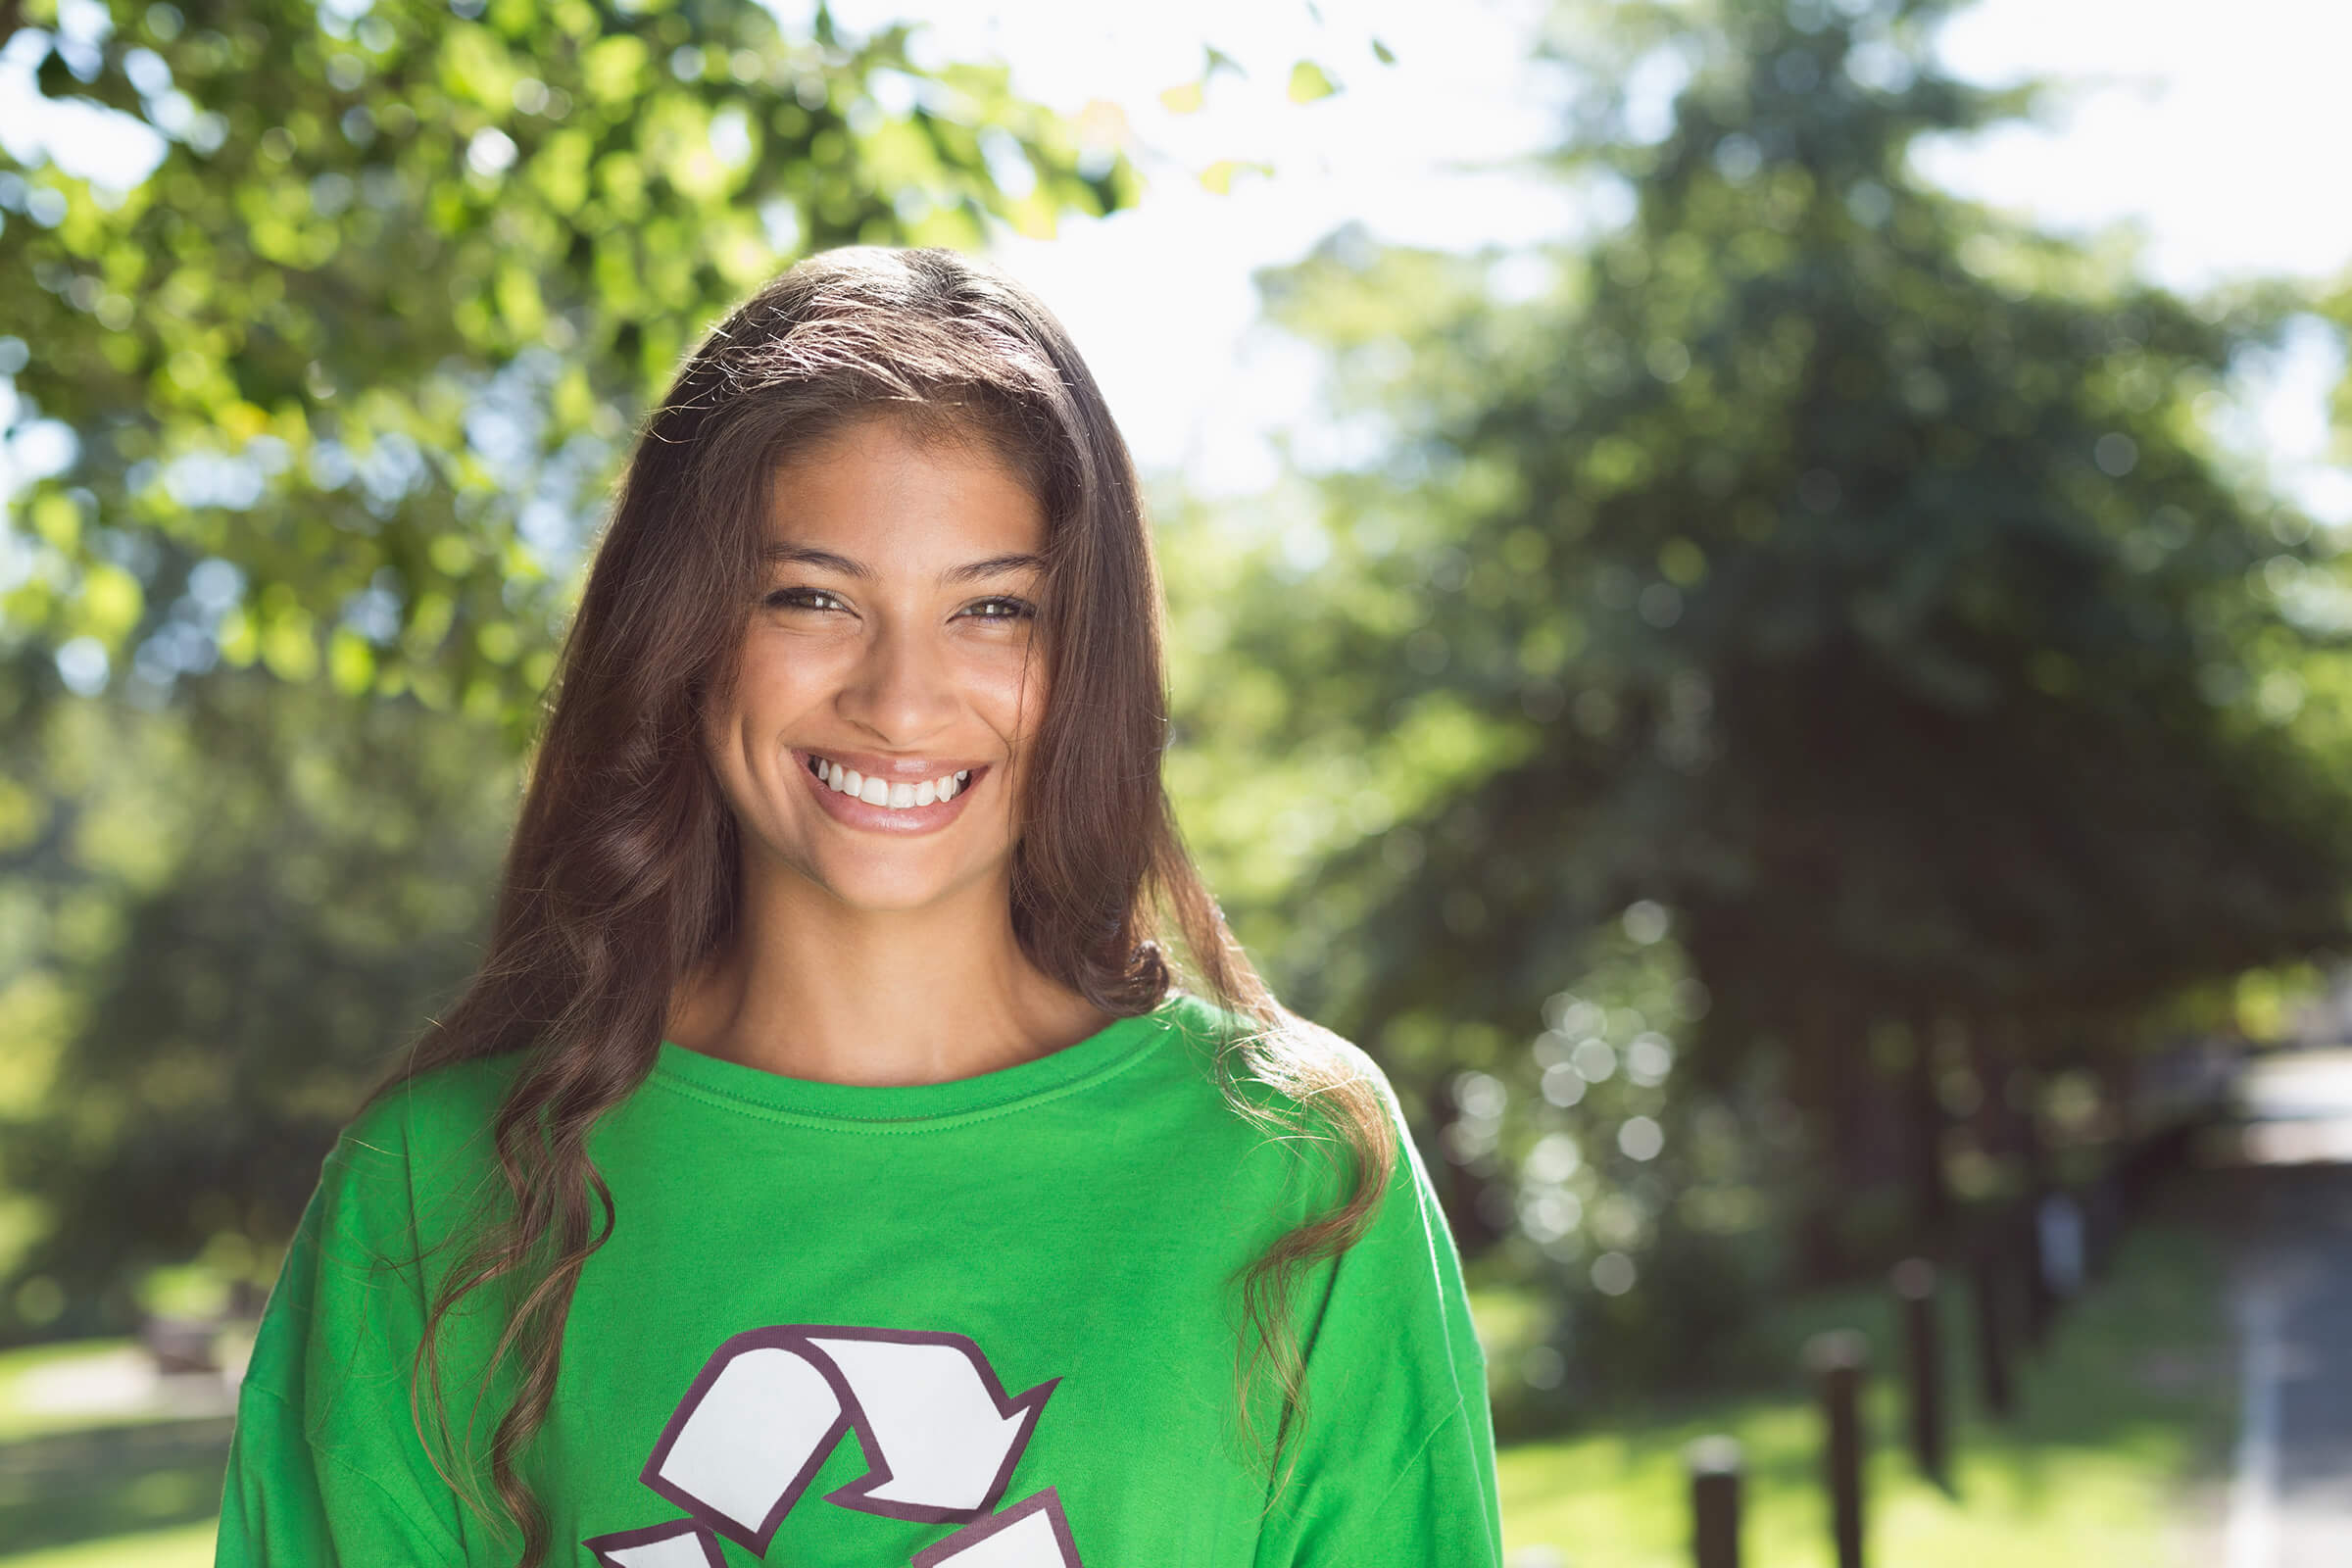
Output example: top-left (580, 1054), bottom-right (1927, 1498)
top-left (214, 990), bottom-right (1502, 1566)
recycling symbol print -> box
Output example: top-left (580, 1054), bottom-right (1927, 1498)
top-left (582, 1324), bottom-right (1087, 1568)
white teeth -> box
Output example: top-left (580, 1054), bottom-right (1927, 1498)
top-left (806, 754), bottom-right (975, 809)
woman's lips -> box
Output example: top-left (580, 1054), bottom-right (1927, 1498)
top-left (793, 749), bottom-right (988, 836)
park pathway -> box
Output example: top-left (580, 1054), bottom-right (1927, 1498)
top-left (2218, 1050), bottom-right (2352, 1568)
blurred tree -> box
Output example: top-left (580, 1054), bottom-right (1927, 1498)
top-left (0, 670), bottom-right (515, 1331)
top-left (1215, 0), bottom-right (2352, 1279)
top-left (0, 0), bottom-right (1135, 742)
top-left (0, 0), bottom-right (1136, 1332)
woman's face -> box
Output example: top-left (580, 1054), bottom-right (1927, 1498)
top-left (704, 412), bottom-right (1050, 914)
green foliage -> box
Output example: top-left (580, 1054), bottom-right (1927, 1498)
top-left (1250, 0), bottom-right (2352, 1048)
top-left (0, 0), bottom-right (1135, 1334)
top-left (0, 669), bottom-right (516, 1328)
top-left (1467, 910), bottom-right (1802, 1404)
top-left (0, 0), bottom-right (1136, 743)
top-left (1165, 0), bottom-right (2352, 1376)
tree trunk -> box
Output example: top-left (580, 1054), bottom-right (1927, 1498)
top-left (1793, 993), bottom-right (1866, 1284)
top-left (1907, 1012), bottom-right (1952, 1240)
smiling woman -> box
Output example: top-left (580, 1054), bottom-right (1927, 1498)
top-left (210, 247), bottom-right (1502, 1568)
top-left (676, 416), bottom-right (1084, 1083)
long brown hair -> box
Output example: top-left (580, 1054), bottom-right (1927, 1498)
top-left (361, 246), bottom-right (1397, 1563)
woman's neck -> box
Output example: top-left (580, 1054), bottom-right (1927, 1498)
top-left (663, 858), bottom-right (1116, 1088)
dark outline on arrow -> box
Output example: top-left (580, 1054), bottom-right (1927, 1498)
top-left (637, 1323), bottom-right (1061, 1555)
top-left (580, 1517), bottom-right (726, 1568)
top-left (911, 1486), bottom-right (1086, 1568)
top-left (635, 1327), bottom-right (852, 1553)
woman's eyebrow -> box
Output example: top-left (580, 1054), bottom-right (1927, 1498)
top-left (760, 544), bottom-right (1044, 585)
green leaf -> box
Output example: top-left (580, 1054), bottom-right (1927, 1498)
top-left (1288, 60), bottom-right (1339, 104)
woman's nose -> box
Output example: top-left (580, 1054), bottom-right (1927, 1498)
top-left (836, 617), bottom-right (958, 741)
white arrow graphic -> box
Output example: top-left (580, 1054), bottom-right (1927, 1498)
top-left (808, 1332), bottom-right (1053, 1516)
top-left (581, 1518), bottom-right (725, 1568)
top-left (912, 1488), bottom-right (1086, 1568)
top-left (618, 1324), bottom-right (1065, 1559)
top-left (643, 1339), bottom-right (848, 1547)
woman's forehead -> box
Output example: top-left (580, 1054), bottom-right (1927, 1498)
top-left (760, 421), bottom-right (1047, 564)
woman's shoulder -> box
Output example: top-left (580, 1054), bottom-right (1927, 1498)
top-left (342, 1049), bottom-right (521, 1147)
top-left (319, 1051), bottom-right (529, 1225)
top-left (1149, 989), bottom-right (1415, 1205)
top-left (1155, 988), bottom-right (1401, 1117)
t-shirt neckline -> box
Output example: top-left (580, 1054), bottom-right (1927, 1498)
top-left (650, 990), bottom-right (1193, 1126)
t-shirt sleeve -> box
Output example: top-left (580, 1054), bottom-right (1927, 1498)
top-left (214, 1082), bottom-right (487, 1567)
top-left (1250, 1048), bottom-right (1504, 1567)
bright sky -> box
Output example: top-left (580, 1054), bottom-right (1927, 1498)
top-left (827, 0), bottom-right (1578, 499)
top-left (1920, 0), bottom-right (2352, 525)
top-left (1, 0), bottom-right (2347, 518)
top-left (907, 0), bottom-right (2352, 512)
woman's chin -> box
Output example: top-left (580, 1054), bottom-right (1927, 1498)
top-left (788, 846), bottom-right (1006, 915)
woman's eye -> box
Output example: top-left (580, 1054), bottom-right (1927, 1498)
top-left (762, 588), bottom-right (1033, 621)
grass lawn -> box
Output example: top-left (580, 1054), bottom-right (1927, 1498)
top-left (1496, 1213), bottom-right (2233, 1566)
top-left (0, 1209), bottom-right (2231, 1565)
top-left (0, 1340), bottom-right (232, 1563)
top-left (0, 1524), bottom-right (217, 1568)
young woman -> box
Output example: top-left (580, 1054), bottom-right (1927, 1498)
top-left (214, 246), bottom-right (1501, 1567)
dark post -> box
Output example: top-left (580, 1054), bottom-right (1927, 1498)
top-left (1805, 1329), bottom-right (1869, 1568)
top-left (1970, 1246), bottom-right (2012, 1419)
top-left (1890, 1258), bottom-right (1947, 1484)
top-left (1688, 1435), bottom-right (1742, 1568)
